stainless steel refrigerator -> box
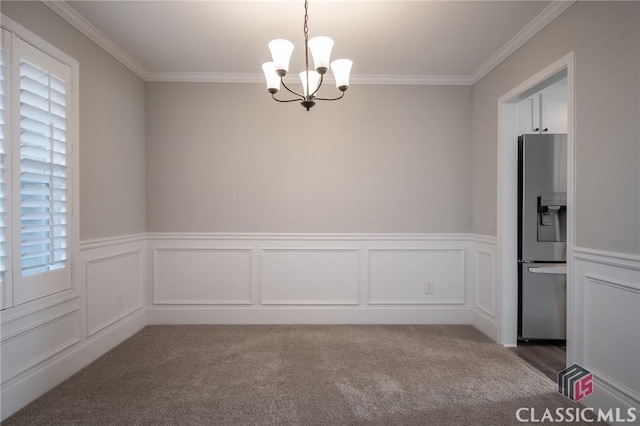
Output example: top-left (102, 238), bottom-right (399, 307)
top-left (518, 133), bottom-right (567, 340)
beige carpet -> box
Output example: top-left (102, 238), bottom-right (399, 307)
top-left (4, 325), bottom-right (602, 425)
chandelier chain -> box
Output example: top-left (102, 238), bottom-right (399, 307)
top-left (303, 0), bottom-right (310, 99)
top-left (303, 0), bottom-right (309, 43)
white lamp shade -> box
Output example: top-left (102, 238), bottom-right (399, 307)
top-left (308, 36), bottom-right (334, 71)
top-left (268, 39), bottom-right (294, 74)
top-left (331, 59), bottom-right (353, 89)
top-left (299, 70), bottom-right (321, 97)
top-left (261, 62), bottom-right (281, 92)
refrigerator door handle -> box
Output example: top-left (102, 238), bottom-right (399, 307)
top-left (527, 265), bottom-right (567, 274)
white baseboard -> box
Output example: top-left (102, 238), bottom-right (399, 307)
top-left (583, 377), bottom-right (640, 426)
top-left (470, 307), bottom-right (498, 343)
top-left (0, 309), bottom-right (145, 421)
top-left (147, 306), bottom-right (471, 325)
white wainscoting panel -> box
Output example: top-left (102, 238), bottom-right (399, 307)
top-left (584, 275), bottom-right (639, 395)
top-left (146, 233), bottom-right (475, 324)
top-left (469, 236), bottom-right (498, 342)
top-left (154, 249), bottom-right (253, 304)
top-left (1, 307), bottom-right (80, 384)
top-left (368, 249), bottom-right (465, 304)
top-left (474, 248), bottom-right (496, 317)
top-left (574, 247), bottom-right (640, 413)
top-left (86, 250), bottom-right (143, 336)
top-left (0, 234), bottom-right (147, 421)
top-left (261, 248), bottom-right (360, 304)
top-left (0, 234), bottom-right (146, 420)
top-left (81, 235), bottom-right (146, 338)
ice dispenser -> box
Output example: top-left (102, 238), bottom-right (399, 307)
top-left (537, 192), bottom-right (566, 242)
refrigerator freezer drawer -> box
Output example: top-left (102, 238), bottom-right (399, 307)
top-left (520, 263), bottom-right (566, 340)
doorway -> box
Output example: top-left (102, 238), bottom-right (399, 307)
top-left (496, 52), bottom-right (576, 367)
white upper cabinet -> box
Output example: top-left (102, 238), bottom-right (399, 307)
top-left (517, 78), bottom-right (567, 135)
top-left (540, 79), bottom-right (568, 133)
top-left (517, 95), bottom-right (541, 135)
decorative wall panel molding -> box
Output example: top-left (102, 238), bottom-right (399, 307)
top-left (474, 248), bottom-right (496, 317)
top-left (154, 248), bottom-right (253, 304)
top-left (0, 291), bottom-right (79, 336)
top-left (261, 248), bottom-right (360, 305)
top-left (469, 236), bottom-right (498, 342)
top-left (582, 274), bottom-right (640, 403)
top-left (147, 233), bottom-right (482, 323)
top-left (368, 248), bottom-right (465, 304)
top-left (575, 247), bottom-right (640, 413)
top-left (81, 236), bottom-right (146, 338)
top-left (1, 308), bottom-right (79, 384)
top-left (86, 250), bottom-right (144, 336)
top-left (149, 234), bottom-right (473, 306)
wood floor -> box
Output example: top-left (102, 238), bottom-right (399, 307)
top-left (510, 340), bottom-right (567, 382)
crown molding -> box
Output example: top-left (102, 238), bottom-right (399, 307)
top-left (42, 0), bottom-right (149, 80)
top-left (469, 0), bottom-right (576, 84)
top-left (42, 0), bottom-right (574, 86)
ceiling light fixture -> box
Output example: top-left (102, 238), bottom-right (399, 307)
top-left (261, 0), bottom-right (353, 111)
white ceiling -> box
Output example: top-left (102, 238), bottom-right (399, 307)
top-left (48, 0), bottom-right (571, 84)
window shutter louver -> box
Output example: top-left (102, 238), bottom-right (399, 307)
top-left (19, 59), bottom-right (69, 277)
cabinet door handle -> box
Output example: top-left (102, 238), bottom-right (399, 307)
top-left (543, 128), bottom-right (548, 132)
top-left (534, 128), bottom-right (540, 131)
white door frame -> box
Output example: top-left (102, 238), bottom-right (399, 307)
top-left (496, 52), bottom-right (576, 364)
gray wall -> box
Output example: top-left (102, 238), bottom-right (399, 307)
top-left (3, 1), bottom-right (146, 241)
top-left (472, 1), bottom-right (640, 254)
top-left (7, 1), bottom-right (636, 253)
top-left (146, 83), bottom-right (472, 233)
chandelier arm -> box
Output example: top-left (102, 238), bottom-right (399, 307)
top-left (314, 91), bottom-right (346, 102)
top-left (281, 78), bottom-right (305, 99)
top-left (272, 93), bottom-right (304, 103)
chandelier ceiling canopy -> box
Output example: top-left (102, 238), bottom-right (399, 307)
top-left (261, 0), bottom-right (353, 111)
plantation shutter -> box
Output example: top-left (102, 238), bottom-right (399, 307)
top-left (13, 38), bottom-right (72, 304)
top-left (0, 29), bottom-right (10, 309)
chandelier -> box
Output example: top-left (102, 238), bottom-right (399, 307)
top-left (261, 0), bottom-right (353, 111)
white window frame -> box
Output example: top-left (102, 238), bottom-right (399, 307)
top-left (0, 16), bottom-right (79, 311)
top-left (0, 28), bottom-right (12, 308)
